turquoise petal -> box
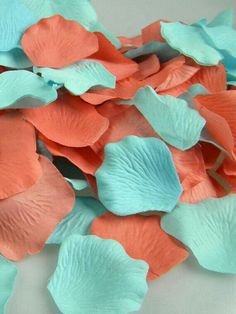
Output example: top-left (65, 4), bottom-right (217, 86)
top-left (161, 195), bottom-right (236, 273)
top-left (207, 9), bottom-right (234, 27)
top-left (133, 86), bottom-right (206, 150)
top-left (0, 70), bottom-right (57, 109)
top-left (222, 52), bottom-right (236, 81)
top-left (66, 179), bottom-right (89, 192)
top-left (96, 136), bottom-right (182, 215)
top-left (0, 49), bottom-right (32, 69)
top-left (228, 81), bottom-right (236, 86)
top-left (48, 235), bottom-right (148, 314)
top-left (34, 61), bottom-right (116, 96)
top-left (160, 22), bottom-right (223, 65)
top-left (0, 0), bottom-right (36, 51)
top-left (21, 0), bottom-right (120, 48)
top-left (179, 84), bottom-right (209, 109)
top-left (125, 41), bottom-right (179, 63)
top-left (0, 256), bottom-right (17, 314)
top-left (47, 197), bottom-right (106, 244)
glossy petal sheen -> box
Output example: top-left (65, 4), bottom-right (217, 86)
top-left (48, 235), bottom-right (148, 314)
top-left (0, 256), bottom-right (17, 314)
top-left (34, 60), bottom-right (115, 96)
top-left (0, 70), bottom-right (57, 109)
top-left (91, 213), bottom-right (188, 280)
top-left (0, 112), bottom-right (41, 199)
top-left (160, 22), bottom-right (222, 65)
top-left (0, 156), bottom-right (75, 260)
top-left (134, 86), bottom-right (206, 150)
top-left (22, 93), bottom-right (109, 147)
top-left (96, 136), bottom-right (182, 215)
top-left (21, 15), bottom-right (99, 68)
top-left (161, 195), bottom-right (236, 273)
top-left (47, 197), bottom-right (106, 244)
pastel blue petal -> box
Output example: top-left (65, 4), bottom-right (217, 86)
top-left (207, 9), bottom-right (234, 27)
top-left (221, 51), bottom-right (236, 80)
top-left (66, 179), bottom-right (89, 192)
top-left (160, 22), bottom-right (223, 65)
top-left (22, 0), bottom-right (120, 48)
top-left (0, 70), bottom-right (57, 109)
top-left (0, 49), bottom-right (32, 69)
top-left (161, 195), bottom-right (236, 273)
top-left (47, 197), bottom-right (106, 244)
top-left (96, 136), bottom-right (182, 215)
top-left (228, 81), bottom-right (236, 86)
top-left (125, 41), bottom-right (179, 63)
top-left (0, 256), bottom-right (17, 314)
top-left (133, 86), bottom-right (206, 150)
top-left (34, 61), bottom-right (116, 96)
top-left (179, 84), bottom-right (209, 109)
top-left (0, 0), bottom-right (36, 51)
top-left (48, 235), bottom-right (148, 314)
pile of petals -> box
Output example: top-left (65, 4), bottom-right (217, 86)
top-left (0, 1), bottom-right (236, 313)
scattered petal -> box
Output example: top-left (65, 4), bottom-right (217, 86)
top-left (91, 213), bottom-right (188, 280)
top-left (21, 15), bottom-right (99, 68)
top-left (96, 136), bottom-right (182, 215)
top-left (47, 197), bottom-right (106, 244)
top-left (48, 235), bottom-right (148, 314)
top-left (0, 48), bottom-right (32, 69)
top-left (161, 195), bottom-right (236, 273)
top-left (66, 179), bottom-right (89, 192)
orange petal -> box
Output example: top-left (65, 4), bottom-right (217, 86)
top-left (118, 35), bottom-right (143, 49)
top-left (92, 105), bottom-right (158, 158)
top-left (89, 32), bottom-right (138, 80)
top-left (21, 15), bottom-right (98, 68)
top-left (22, 93), bottom-right (109, 147)
top-left (133, 54), bottom-right (160, 80)
top-left (0, 156), bottom-right (75, 260)
top-left (40, 134), bottom-right (102, 175)
top-left (142, 20), bottom-right (169, 44)
top-left (200, 142), bottom-right (221, 169)
top-left (0, 112), bottom-right (41, 199)
top-left (91, 213), bottom-right (189, 280)
top-left (195, 91), bottom-right (236, 158)
top-left (96, 102), bottom-right (130, 119)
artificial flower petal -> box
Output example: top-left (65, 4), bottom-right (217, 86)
top-left (66, 178), bottom-right (89, 192)
top-left (160, 22), bottom-right (222, 65)
top-left (134, 86), bottom-right (206, 150)
top-left (34, 60), bottom-right (115, 96)
top-left (21, 15), bottom-right (99, 68)
top-left (0, 48), bottom-right (32, 69)
top-left (47, 197), bottom-right (106, 244)
top-left (0, 256), bottom-right (17, 314)
top-left (0, 156), bottom-right (75, 260)
top-left (22, 93), bottom-right (109, 147)
top-left (96, 136), bottom-right (182, 215)
top-left (91, 213), bottom-right (189, 280)
top-left (207, 9), bottom-right (234, 27)
top-left (0, 70), bottom-right (57, 109)
top-left (161, 195), bottom-right (236, 273)
top-left (0, 0), bottom-right (36, 51)
top-left (0, 112), bottom-right (41, 199)
top-left (48, 235), bottom-right (148, 314)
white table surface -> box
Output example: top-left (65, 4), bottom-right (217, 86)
top-left (7, 1), bottom-right (236, 313)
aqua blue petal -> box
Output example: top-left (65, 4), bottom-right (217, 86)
top-left (161, 195), bottom-right (236, 273)
top-left (66, 179), bottom-right (89, 192)
top-left (125, 41), bottom-right (179, 63)
top-left (220, 51), bottom-right (236, 80)
top-left (207, 9), bottom-right (234, 27)
top-left (179, 84), bottom-right (209, 109)
top-left (0, 256), bottom-right (17, 314)
top-left (0, 49), bottom-right (32, 68)
top-left (228, 81), bottom-right (236, 86)
top-left (47, 197), bottom-right (106, 244)
top-left (34, 61), bottom-right (116, 96)
top-left (0, 0), bottom-right (36, 51)
top-left (133, 86), bottom-right (206, 150)
top-left (0, 70), bottom-right (57, 109)
top-left (96, 136), bottom-right (182, 215)
top-left (22, 0), bottom-right (120, 48)
top-left (48, 235), bottom-right (148, 314)
top-left (160, 22), bottom-right (223, 65)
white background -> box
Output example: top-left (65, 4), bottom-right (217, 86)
top-left (7, 1), bottom-right (236, 313)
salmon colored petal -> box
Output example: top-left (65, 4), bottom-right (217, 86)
top-left (91, 213), bottom-right (188, 280)
top-left (40, 134), bottom-right (102, 175)
top-left (223, 157), bottom-right (236, 176)
top-left (200, 142), bottom-right (221, 169)
top-left (0, 156), bottom-right (75, 260)
top-left (195, 91), bottom-right (236, 158)
top-left (96, 102), bottom-right (130, 119)
top-left (133, 54), bottom-right (160, 80)
top-left (0, 112), bottom-right (41, 199)
top-left (118, 35), bottom-right (143, 49)
top-left (89, 32), bottom-right (138, 80)
top-left (22, 93), bottom-right (109, 147)
top-left (92, 106), bottom-right (158, 158)
top-left (21, 15), bottom-right (99, 68)
top-left (142, 20), bottom-right (169, 44)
